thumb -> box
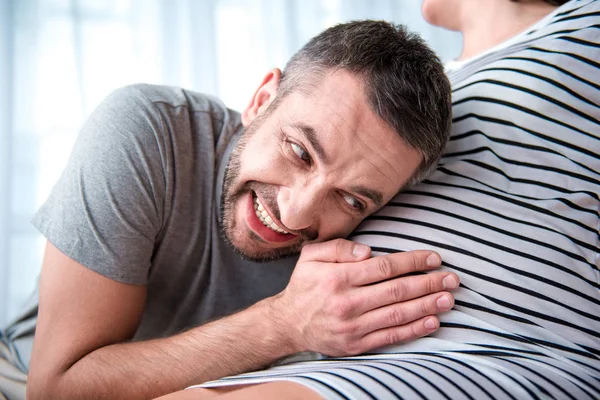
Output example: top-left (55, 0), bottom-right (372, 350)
top-left (299, 239), bottom-right (371, 263)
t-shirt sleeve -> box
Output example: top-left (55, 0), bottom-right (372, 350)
top-left (32, 84), bottom-right (167, 285)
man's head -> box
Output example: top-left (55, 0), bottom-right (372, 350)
top-left (221, 20), bottom-right (451, 262)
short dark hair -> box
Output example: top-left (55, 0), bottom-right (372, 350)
top-left (272, 20), bottom-right (452, 187)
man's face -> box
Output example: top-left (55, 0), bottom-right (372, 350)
top-left (221, 69), bottom-right (423, 261)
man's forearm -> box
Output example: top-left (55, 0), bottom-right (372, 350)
top-left (40, 298), bottom-right (293, 400)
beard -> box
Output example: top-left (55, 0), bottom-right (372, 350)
top-left (219, 116), bottom-right (306, 262)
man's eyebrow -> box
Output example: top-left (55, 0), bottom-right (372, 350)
top-left (351, 185), bottom-right (383, 208)
top-left (290, 123), bottom-right (328, 164)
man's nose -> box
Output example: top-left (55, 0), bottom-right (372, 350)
top-left (277, 185), bottom-right (325, 232)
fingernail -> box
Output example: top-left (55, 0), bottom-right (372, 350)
top-left (352, 243), bottom-right (370, 257)
top-left (426, 253), bottom-right (441, 267)
top-left (437, 295), bottom-right (451, 309)
top-left (424, 318), bottom-right (437, 330)
top-left (442, 275), bottom-right (458, 289)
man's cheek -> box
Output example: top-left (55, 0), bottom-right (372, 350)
top-left (319, 220), bottom-right (359, 243)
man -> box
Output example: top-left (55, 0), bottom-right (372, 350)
top-left (0, 21), bottom-right (456, 399)
top-left (161, 0), bottom-right (600, 398)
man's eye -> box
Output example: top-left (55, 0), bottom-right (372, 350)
top-left (342, 192), bottom-right (364, 211)
top-left (290, 142), bottom-right (311, 165)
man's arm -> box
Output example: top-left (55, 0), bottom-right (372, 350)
top-left (27, 242), bottom-right (295, 399)
top-left (27, 239), bottom-right (458, 399)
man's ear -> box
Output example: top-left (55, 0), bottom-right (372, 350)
top-left (241, 68), bottom-right (282, 127)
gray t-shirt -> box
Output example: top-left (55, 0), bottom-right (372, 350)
top-left (31, 84), bottom-right (297, 344)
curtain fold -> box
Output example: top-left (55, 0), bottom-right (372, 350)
top-left (0, 0), bottom-right (14, 327)
top-left (0, 0), bottom-right (461, 326)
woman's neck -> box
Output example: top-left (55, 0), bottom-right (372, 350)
top-left (458, 1), bottom-right (559, 60)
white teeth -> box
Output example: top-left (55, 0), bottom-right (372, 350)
top-left (253, 195), bottom-right (288, 234)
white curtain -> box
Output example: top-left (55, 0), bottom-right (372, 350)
top-left (0, 0), bottom-right (461, 326)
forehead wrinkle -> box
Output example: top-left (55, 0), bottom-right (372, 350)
top-left (321, 98), bottom-right (402, 190)
top-left (316, 80), bottom-right (363, 137)
top-left (354, 129), bottom-right (403, 186)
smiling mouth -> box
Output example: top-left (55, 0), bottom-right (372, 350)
top-left (252, 193), bottom-right (290, 235)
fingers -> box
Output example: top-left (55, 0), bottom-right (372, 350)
top-left (352, 271), bottom-right (460, 314)
top-left (357, 291), bottom-right (455, 335)
top-left (299, 239), bottom-right (371, 263)
top-left (349, 250), bottom-right (443, 286)
top-left (358, 315), bottom-right (441, 352)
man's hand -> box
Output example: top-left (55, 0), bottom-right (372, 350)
top-left (270, 239), bottom-right (459, 356)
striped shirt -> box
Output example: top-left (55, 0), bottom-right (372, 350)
top-left (195, 1), bottom-right (600, 398)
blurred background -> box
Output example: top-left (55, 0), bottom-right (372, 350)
top-left (0, 0), bottom-right (461, 327)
